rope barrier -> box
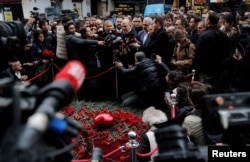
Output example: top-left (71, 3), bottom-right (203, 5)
top-left (103, 146), bottom-right (124, 158)
top-left (71, 145), bottom-right (126, 162)
top-left (53, 64), bottom-right (62, 71)
top-left (85, 67), bottom-right (114, 80)
top-left (26, 65), bottom-right (51, 82)
top-left (136, 146), bottom-right (158, 157)
top-left (25, 63), bottom-right (114, 83)
top-left (70, 144), bottom-right (158, 162)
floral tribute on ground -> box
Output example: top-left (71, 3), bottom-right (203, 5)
top-left (60, 101), bottom-right (147, 162)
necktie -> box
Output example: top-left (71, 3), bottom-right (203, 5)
top-left (143, 32), bottom-right (148, 45)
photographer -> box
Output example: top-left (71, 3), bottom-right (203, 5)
top-left (24, 16), bottom-right (37, 42)
top-left (116, 51), bottom-right (167, 111)
top-left (24, 7), bottom-right (40, 43)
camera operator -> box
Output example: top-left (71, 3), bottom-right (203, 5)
top-left (24, 8), bottom-right (41, 43)
top-left (24, 16), bottom-right (37, 43)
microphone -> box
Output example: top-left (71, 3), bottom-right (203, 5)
top-left (48, 112), bottom-right (83, 136)
top-left (16, 60), bottom-right (86, 150)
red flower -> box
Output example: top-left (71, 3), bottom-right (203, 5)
top-left (61, 105), bottom-right (146, 161)
top-left (42, 49), bottom-right (55, 58)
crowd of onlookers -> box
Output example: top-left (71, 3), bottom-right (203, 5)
top-left (1, 7), bottom-right (250, 107)
top-left (0, 5), bottom-right (250, 157)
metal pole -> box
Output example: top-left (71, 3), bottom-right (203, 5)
top-left (51, 58), bottom-right (55, 80)
top-left (115, 64), bottom-right (119, 100)
top-left (126, 131), bottom-right (139, 162)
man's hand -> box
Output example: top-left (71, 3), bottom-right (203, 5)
top-left (21, 75), bottom-right (28, 81)
top-left (233, 52), bottom-right (243, 61)
top-left (154, 55), bottom-right (162, 64)
top-left (115, 62), bottom-right (123, 68)
top-left (130, 42), bottom-right (140, 49)
top-left (98, 41), bottom-right (105, 46)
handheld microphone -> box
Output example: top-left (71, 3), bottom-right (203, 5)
top-left (16, 60), bottom-right (86, 150)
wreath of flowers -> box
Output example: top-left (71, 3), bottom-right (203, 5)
top-left (60, 102), bottom-right (147, 162)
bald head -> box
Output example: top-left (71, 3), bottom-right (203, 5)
top-left (121, 19), bottom-right (132, 34)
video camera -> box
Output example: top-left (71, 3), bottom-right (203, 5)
top-left (201, 92), bottom-right (250, 145)
top-left (0, 21), bottom-right (27, 72)
top-left (30, 7), bottom-right (39, 18)
top-left (30, 7), bottom-right (40, 29)
top-left (153, 121), bottom-right (207, 162)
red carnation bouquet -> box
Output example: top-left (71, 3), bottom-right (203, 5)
top-left (42, 49), bottom-right (55, 59)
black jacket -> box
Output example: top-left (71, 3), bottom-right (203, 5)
top-left (65, 33), bottom-right (99, 61)
top-left (139, 27), bottom-right (170, 66)
top-left (0, 67), bottom-right (30, 81)
top-left (194, 26), bottom-right (230, 77)
top-left (119, 58), bottom-right (161, 93)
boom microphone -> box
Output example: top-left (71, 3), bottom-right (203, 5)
top-left (16, 60), bottom-right (86, 151)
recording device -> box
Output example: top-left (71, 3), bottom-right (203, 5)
top-left (0, 21), bottom-right (27, 71)
top-left (200, 92), bottom-right (250, 145)
top-left (103, 30), bottom-right (121, 45)
top-left (165, 92), bottom-right (171, 103)
top-left (17, 60), bottom-right (86, 150)
top-left (30, 7), bottom-right (41, 29)
top-left (0, 60), bottom-right (86, 162)
top-left (154, 124), bottom-right (207, 162)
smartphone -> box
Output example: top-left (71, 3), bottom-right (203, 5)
top-left (165, 92), bottom-right (171, 102)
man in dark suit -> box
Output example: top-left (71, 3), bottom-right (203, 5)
top-left (137, 17), bottom-right (153, 46)
top-left (130, 16), bottom-right (171, 67)
top-left (193, 12), bottom-right (230, 94)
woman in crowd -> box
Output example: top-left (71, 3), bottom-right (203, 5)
top-left (30, 29), bottom-right (52, 87)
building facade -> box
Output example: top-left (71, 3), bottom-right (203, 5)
top-left (1, 0), bottom-right (249, 21)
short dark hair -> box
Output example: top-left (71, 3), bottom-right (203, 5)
top-left (38, 19), bottom-right (49, 29)
top-left (62, 16), bottom-right (72, 25)
top-left (64, 21), bottom-right (74, 32)
top-left (8, 56), bottom-right (20, 66)
top-left (188, 81), bottom-right (208, 109)
top-left (208, 12), bottom-right (219, 25)
top-left (154, 16), bottom-right (164, 27)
